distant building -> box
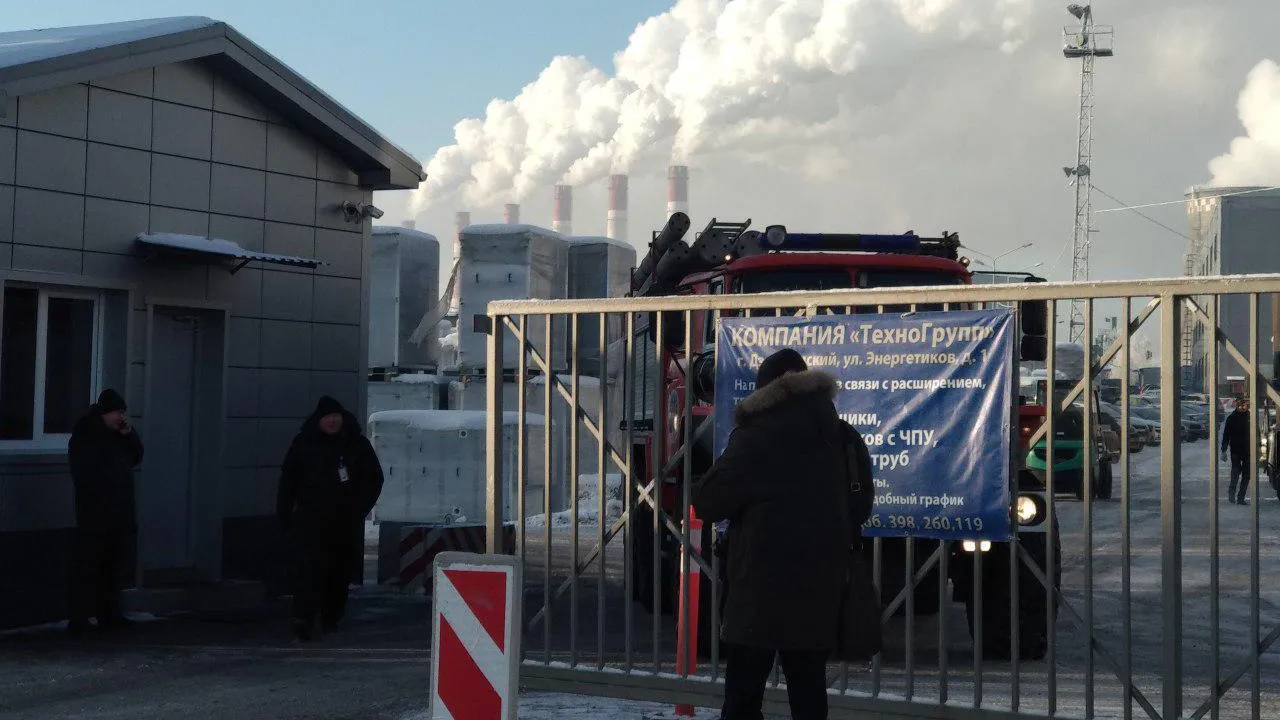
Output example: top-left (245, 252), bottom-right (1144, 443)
top-left (0, 18), bottom-right (423, 629)
top-left (1183, 187), bottom-right (1280, 391)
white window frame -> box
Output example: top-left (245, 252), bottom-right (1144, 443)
top-left (0, 285), bottom-right (104, 452)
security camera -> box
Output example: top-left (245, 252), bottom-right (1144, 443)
top-left (342, 201), bottom-right (384, 221)
top-left (340, 201), bottom-right (362, 222)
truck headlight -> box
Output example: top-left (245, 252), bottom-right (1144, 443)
top-left (1016, 492), bottom-right (1047, 527)
top-left (962, 540), bottom-right (993, 553)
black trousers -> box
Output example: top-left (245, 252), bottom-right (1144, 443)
top-left (69, 529), bottom-right (130, 625)
top-left (293, 539), bottom-right (352, 627)
top-left (1229, 453), bottom-right (1250, 502)
top-left (722, 643), bottom-right (830, 720)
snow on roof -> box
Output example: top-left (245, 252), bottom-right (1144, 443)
top-left (368, 409), bottom-right (544, 431)
top-left (568, 235), bottom-right (635, 252)
top-left (462, 223), bottom-right (565, 239)
top-left (0, 17), bottom-right (422, 190)
top-left (373, 225), bottom-right (439, 244)
top-left (0, 17), bottom-right (216, 70)
top-left (136, 232), bottom-right (321, 268)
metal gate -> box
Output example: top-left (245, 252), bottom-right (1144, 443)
top-left (481, 275), bottom-right (1280, 719)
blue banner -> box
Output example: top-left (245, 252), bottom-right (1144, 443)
top-left (713, 310), bottom-right (1014, 541)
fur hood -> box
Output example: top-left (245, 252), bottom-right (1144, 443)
top-left (734, 370), bottom-right (839, 425)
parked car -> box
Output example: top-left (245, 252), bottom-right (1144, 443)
top-left (1131, 415), bottom-right (1160, 445)
top-left (1181, 403), bottom-right (1210, 440)
top-left (1099, 403), bottom-right (1147, 453)
top-left (1132, 406), bottom-right (1189, 443)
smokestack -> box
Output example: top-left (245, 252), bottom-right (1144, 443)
top-left (504, 203), bottom-right (520, 224)
top-left (667, 165), bottom-right (689, 219)
top-left (607, 174), bottom-right (628, 244)
top-left (400, 219), bottom-right (416, 230)
top-left (451, 211), bottom-right (470, 316)
top-left (552, 184), bottom-right (573, 236)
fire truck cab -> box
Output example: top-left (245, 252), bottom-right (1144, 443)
top-left (628, 213), bottom-right (1060, 662)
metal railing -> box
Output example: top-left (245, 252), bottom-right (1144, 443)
top-left (482, 274), bottom-right (1280, 720)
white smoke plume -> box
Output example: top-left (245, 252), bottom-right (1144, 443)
top-left (1208, 59), bottom-right (1280, 186)
top-left (411, 0), bottom-right (1032, 214)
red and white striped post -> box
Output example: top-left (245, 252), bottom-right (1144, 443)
top-left (430, 552), bottom-right (522, 720)
top-left (674, 512), bottom-right (704, 717)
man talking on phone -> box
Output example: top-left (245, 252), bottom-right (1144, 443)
top-left (67, 388), bottom-right (144, 636)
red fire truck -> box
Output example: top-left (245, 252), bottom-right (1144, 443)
top-left (626, 212), bottom-right (1060, 661)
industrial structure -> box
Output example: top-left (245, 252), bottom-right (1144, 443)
top-left (1062, 3), bottom-right (1114, 343)
top-left (1183, 187), bottom-right (1280, 390)
top-left (606, 174), bottom-right (628, 243)
top-left (552, 184), bottom-right (573, 236)
top-left (667, 165), bottom-right (689, 219)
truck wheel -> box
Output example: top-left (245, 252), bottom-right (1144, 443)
top-left (631, 506), bottom-right (676, 615)
top-left (965, 588), bottom-right (1049, 661)
top-left (1095, 462), bottom-right (1114, 500)
top-left (631, 510), bottom-right (657, 613)
top-left (964, 544), bottom-right (1052, 661)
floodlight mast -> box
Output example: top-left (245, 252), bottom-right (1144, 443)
top-left (1062, 3), bottom-right (1114, 344)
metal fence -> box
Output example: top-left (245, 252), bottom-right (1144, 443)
top-left (482, 275), bottom-right (1280, 720)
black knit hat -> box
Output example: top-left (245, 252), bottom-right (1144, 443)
top-left (315, 395), bottom-right (345, 418)
top-left (756, 348), bottom-right (808, 390)
top-left (97, 388), bottom-right (127, 414)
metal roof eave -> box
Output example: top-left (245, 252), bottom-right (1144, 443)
top-left (136, 233), bottom-right (323, 273)
top-left (0, 22), bottom-right (424, 191)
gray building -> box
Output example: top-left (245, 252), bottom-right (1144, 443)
top-left (0, 18), bottom-right (423, 628)
top-left (1184, 187), bottom-right (1280, 391)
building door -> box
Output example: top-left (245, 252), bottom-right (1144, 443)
top-left (139, 308), bottom-right (201, 583)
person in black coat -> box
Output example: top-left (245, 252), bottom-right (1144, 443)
top-left (277, 396), bottom-right (384, 641)
top-left (67, 388), bottom-right (144, 636)
top-left (1222, 398), bottom-right (1253, 504)
top-left (694, 349), bottom-right (853, 720)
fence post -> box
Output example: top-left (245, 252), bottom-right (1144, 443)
top-left (1159, 295), bottom-right (1183, 720)
top-left (487, 313), bottom-right (507, 554)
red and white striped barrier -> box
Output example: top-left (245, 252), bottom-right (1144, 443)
top-left (674, 513), bottom-right (704, 717)
top-left (431, 552), bottom-right (522, 720)
top-left (396, 525), bottom-right (509, 593)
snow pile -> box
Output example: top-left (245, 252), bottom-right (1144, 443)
top-left (1209, 59), bottom-right (1280, 186)
top-left (410, 0), bottom-right (1032, 211)
top-left (391, 373), bottom-right (439, 385)
top-left (526, 474), bottom-right (624, 529)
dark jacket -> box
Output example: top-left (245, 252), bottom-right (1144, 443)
top-left (694, 370), bottom-right (852, 651)
top-left (1223, 409), bottom-right (1251, 458)
top-left (68, 408), bottom-right (144, 533)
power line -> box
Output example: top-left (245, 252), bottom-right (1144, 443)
top-left (1047, 233), bottom-right (1074, 277)
top-left (1093, 184), bottom-right (1280, 213)
top-left (1091, 185), bottom-right (1189, 240)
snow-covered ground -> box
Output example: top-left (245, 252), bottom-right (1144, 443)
top-left (399, 693), bottom-right (716, 719)
top-left (525, 473), bottom-right (624, 530)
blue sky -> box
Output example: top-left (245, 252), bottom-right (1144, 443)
top-left (4, 1), bottom-right (672, 163)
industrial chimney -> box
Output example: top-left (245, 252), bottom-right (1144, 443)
top-left (503, 203), bottom-right (520, 224)
top-left (451, 211), bottom-right (470, 316)
top-left (552, 184), bottom-right (573, 236)
top-left (667, 165), bottom-right (689, 219)
top-left (607, 174), bottom-right (628, 244)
